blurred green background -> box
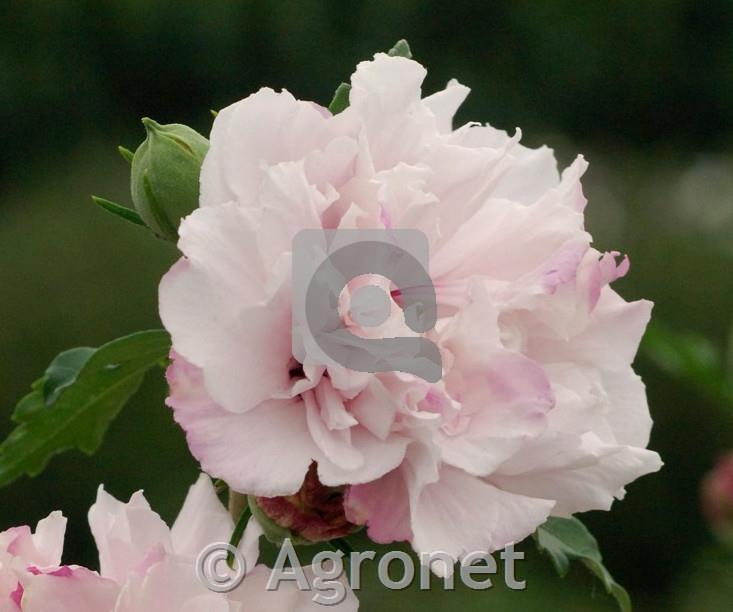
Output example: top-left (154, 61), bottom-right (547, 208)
top-left (2, 1), bottom-right (733, 610)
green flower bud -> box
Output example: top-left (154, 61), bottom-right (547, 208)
top-left (131, 118), bottom-right (209, 241)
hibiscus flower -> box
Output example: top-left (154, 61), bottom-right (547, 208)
top-left (160, 52), bottom-right (662, 567)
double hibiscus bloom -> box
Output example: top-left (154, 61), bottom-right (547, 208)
top-left (160, 52), bottom-right (661, 568)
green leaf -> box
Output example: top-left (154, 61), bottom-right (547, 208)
top-left (388, 39), bottom-right (412, 58)
top-left (91, 196), bottom-right (145, 227)
top-left (42, 347), bottom-right (95, 405)
top-left (642, 321), bottom-right (731, 404)
top-left (328, 82), bottom-right (351, 115)
top-left (535, 517), bottom-right (631, 612)
top-left (0, 330), bottom-right (170, 488)
top-left (117, 146), bottom-right (134, 164)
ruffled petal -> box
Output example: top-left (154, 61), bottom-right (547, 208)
top-left (20, 567), bottom-right (119, 612)
top-left (201, 87), bottom-right (343, 209)
top-left (490, 432), bottom-right (662, 515)
top-left (167, 356), bottom-right (316, 497)
top-left (170, 474), bottom-right (233, 559)
top-left (88, 488), bottom-right (172, 584)
top-left (411, 466), bottom-right (554, 564)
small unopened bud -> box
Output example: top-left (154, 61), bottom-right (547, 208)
top-left (249, 463), bottom-right (359, 545)
top-left (131, 118), bottom-right (209, 241)
top-left (702, 451), bottom-right (733, 545)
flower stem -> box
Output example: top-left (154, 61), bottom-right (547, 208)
top-left (228, 505), bottom-right (252, 568)
top-left (228, 490), bottom-right (248, 520)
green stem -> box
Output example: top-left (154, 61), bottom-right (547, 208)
top-left (228, 491), bottom-right (248, 520)
top-left (330, 537), bottom-right (354, 556)
top-left (227, 505), bottom-right (252, 568)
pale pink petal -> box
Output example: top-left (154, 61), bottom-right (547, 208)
top-left (305, 390), bottom-right (362, 471)
top-left (422, 79), bottom-right (470, 133)
top-left (602, 367), bottom-right (654, 447)
top-left (88, 488), bottom-right (172, 584)
top-left (315, 426), bottom-right (409, 487)
top-left (29, 513), bottom-right (66, 568)
top-left (170, 474), bottom-right (233, 559)
top-left (325, 364), bottom-right (372, 400)
top-left (2, 512), bottom-right (66, 568)
top-left (411, 466), bottom-right (554, 563)
top-left (20, 566), bottom-right (119, 612)
top-left (113, 556), bottom-right (229, 612)
top-left (344, 469), bottom-right (413, 543)
top-left (176, 204), bottom-right (268, 302)
top-left (228, 564), bottom-right (360, 611)
top-left (167, 356), bottom-right (316, 497)
top-left (315, 378), bottom-right (358, 431)
top-left (201, 87), bottom-right (343, 208)
top-left (540, 363), bottom-right (610, 437)
top-left (255, 161), bottom-right (335, 267)
top-left (490, 145), bottom-right (561, 205)
top-left (160, 205), bottom-right (293, 414)
top-left (349, 54), bottom-right (426, 129)
top-left (490, 433), bottom-right (662, 515)
top-left (527, 289), bottom-right (653, 371)
top-left (347, 378), bottom-right (398, 440)
top-left (348, 53), bottom-right (430, 168)
top-left (200, 288), bottom-right (292, 414)
top-left (437, 288), bottom-right (553, 475)
top-left (239, 519), bottom-right (264, 572)
top-left (431, 197), bottom-right (587, 284)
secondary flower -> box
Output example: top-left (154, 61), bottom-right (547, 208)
top-left (160, 52), bottom-right (662, 566)
top-left (0, 511), bottom-right (76, 612)
top-left (702, 451), bottom-right (733, 544)
top-left (3, 475), bottom-right (357, 610)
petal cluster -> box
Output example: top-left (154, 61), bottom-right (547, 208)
top-left (0, 476), bottom-right (356, 610)
top-left (160, 53), bottom-right (662, 564)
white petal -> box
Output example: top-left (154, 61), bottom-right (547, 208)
top-left (201, 87), bottom-right (341, 209)
top-left (21, 566), bottom-right (119, 612)
top-left (602, 367), bottom-right (654, 447)
top-left (411, 465), bottom-right (554, 563)
top-left (344, 469), bottom-right (412, 544)
top-left (528, 289), bottom-right (653, 371)
top-left (305, 390), bottom-right (362, 471)
top-left (316, 427), bottom-right (409, 487)
top-left (490, 432), bottom-right (663, 515)
top-left (171, 474), bottom-right (233, 559)
top-left (113, 555), bottom-right (229, 612)
top-left (423, 79), bottom-right (470, 133)
top-left (347, 378), bottom-right (397, 440)
top-left (166, 357), bottom-right (316, 497)
top-left (88, 488), bottom-right (172, 584)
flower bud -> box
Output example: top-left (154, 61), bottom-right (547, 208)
top-left (131, 118), bottom-right (209, 241)
top-left (249, 464), bottom-right (359, 545)
top-left (701, 451), bottom-right (733, 545)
